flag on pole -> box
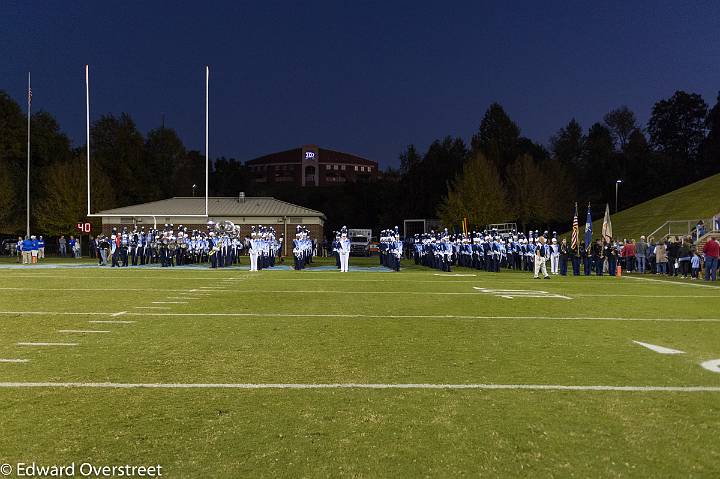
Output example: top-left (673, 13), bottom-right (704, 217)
top-left (584, 203), bottom-right (592, 250)
top-left (28, 85), bottom-right (32, 106)
top-left (602, 203), bottom-right (613, 244)
top-left (571, 203), bottom-right (579, 253)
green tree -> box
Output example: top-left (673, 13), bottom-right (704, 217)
top-left (145, 126), bottom-right (187, 200)
top-left (90, 113), bottom-right (147, 205)
top-left (471, 103), bottom-right (520, 174)
top-left (603, 106), bottom-right (637, 151)
top-left (580, 123), bottom-right (615, 203)
top-left (506, 154), bottom-right (556, 229)
top-left (437, 152), bottom-right (509, 227)
top-left (0, 91), bottom-right (27, 233)
top-left (701, 92), bottom-right (720, 175)
top-left (647, 91), bottom-right (708, 170)
top-left (551, 119), bottom-right (585, 168)
top-left (399, 144), bottom-right (421, 175)
top-left (34, 156), bottom-right (114, 235)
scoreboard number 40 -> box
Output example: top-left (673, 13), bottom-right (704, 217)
top-left (76, 222), bottom-right (92, 233)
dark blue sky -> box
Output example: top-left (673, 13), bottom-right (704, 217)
top-left (3, 1), bottom-right (719, 167)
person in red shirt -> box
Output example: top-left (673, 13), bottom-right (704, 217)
top-left (702, 237), bottom-right (719, 281)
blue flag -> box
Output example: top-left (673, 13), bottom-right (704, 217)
top-left (584, 203), bottom-right (592, 250)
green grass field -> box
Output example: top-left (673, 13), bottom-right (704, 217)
top-left (585, 173), bottom-right (720, 240)
top-left (0, 258), bottom-right (719, 477)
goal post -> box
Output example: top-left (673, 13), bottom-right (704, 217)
top-left (85, 65), bottom-right (210, 219)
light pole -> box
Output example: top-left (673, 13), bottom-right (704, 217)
top-left (192, 184), bottom-right (197, 197)
top-left (615, 179), bottom-right (623, 213)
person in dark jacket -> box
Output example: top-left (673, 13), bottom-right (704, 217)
top-left (559, 238), bottom-right (569, 276)
top-left (677, 237), bottom-right (692, 279)
top-left (592, 240), bottom-right (604, 276)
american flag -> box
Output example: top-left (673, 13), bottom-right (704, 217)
top-left (571, 203), bottom-right (579, 253)
top-left (28, 86), bottom-right (32, 106)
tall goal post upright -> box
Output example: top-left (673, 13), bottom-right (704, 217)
top-left (85, 65), bottom-right (210, 222)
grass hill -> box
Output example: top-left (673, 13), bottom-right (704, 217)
top-left (573, 173), bottom-right (720, 240)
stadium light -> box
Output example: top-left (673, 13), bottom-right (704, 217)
top-left (615, 179), bottom-right (623, 213)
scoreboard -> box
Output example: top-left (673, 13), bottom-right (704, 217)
top-left (76, 222), bottom-right (92, 233)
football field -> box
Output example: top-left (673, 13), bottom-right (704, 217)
top-left (0, 259), bottom-right (719, 477)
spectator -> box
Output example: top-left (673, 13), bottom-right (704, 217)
top-left (677, 237), bottom-right (692, 279)
top-left (624, 239), bottom-right (636, 272)
top-left (30, 235), bottom-right (39, 264)
top-left (38, 235), bottom-right (45, 260)
top-left (691, 252), bottom-right (701, 280)
top-left (636, 236), bottom-right (648, 274)
top-left (16, 236), bottom-right (23, 263)
top-left (696, 220), bottom-right (706, 240)
top-left (98, 235), bottom-right (109, 266)
top-left (703, 236), bottom-right (719, 281)
top-left (647, 238), bottom-right (657, 273)
top-left (89, 234), bottom-right (96, 259)
top-left (655, 241), bottom-right (668, 274)
top-left (21, 236), bottom-right (32, 264)
top-left (58, 236), bottom-right (67, 257)
top-left (73, 236), bottom-right (81, 258)
top-left (68, 236), bottom-right (76, 258)
top-left (667, 238), bottom-right (680, 276)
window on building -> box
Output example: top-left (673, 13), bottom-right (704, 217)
top-left (341, 165), bottom-right (346, 171)
top-left (360, 166), bottom-right (365, 172)
top-left (354, 165), bottom-right (358, 171)
top-left (334, 165), bottom-right (339, 170)
top-left (325, 165), bottom-right (330, 170)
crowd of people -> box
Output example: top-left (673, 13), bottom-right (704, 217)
top-left (6, 221), bottom-right (719, 281)
top-left (12, 234), bottom-right (83, 263)
top-left (407, 228), bottom-right (720, 281)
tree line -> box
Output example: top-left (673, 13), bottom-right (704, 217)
top-left (0, 89), bottom-right (718, 237)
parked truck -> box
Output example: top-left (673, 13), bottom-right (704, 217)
top-left (348, 228), bottom-right (372, 256)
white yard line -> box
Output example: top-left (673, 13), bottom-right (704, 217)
top-left (0, 359), bottom-right (30, 363)
top-left (632, 340), bottom-right (686, 355)
top-left (89, 320), bottom-right (136, 324)
top-left (0, 311), bottom-right (718, 322)
top-left (16, 342), bottom-right (78, 347)
top-left (58, 330), bottom-right (110, 334)
top-left (134, 306), bottom-right (170, 309)
top-left (0, 382), bottom-right (717, 392)
top-left (151, 301), bottom-right (187, 304)
top-left (624, 275), bottom-right (720, 289)
top-left (111, 311), bottom-right (127, 317)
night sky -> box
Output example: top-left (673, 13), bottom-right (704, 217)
top-left (3, 1), bottom-right (719, 167)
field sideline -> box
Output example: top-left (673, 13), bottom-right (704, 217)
top-left (0, 259), bottom-right (719, 477)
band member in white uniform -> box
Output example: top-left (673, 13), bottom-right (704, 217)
top-left (339, 226), bottom-right (351, 273)
top-left (249, 227), bottom-right (259, 272)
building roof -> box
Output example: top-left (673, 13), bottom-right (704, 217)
top-left (247, 147), bottom-right (377, 166)
top-left (96, 197), bottom-right (326, 219)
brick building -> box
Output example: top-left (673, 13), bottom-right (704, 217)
top-left (96, 196), bottom-right (325, 256)
top-left (246, 145), bottom-right (378, 187)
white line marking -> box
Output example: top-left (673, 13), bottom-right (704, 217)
top-left (0, 359), bottom-right (30, 363)
top-left (58, 330), bottom-right (110, 334)
top-left (166, 297), bottom-right (200, 300)
top-left (0, 382), bottom-right (717, 391)
top-left (111, 311), bottom-right (127, 317)
top-left (89, 320), bottom-right (136, 324)
top-left (624, 275), bottom-right (720, 289)
top-left (433, 273), bottom-right (477, 277)
top-left (134, 306), bottom-right (170, 309)
top-left (632, 341), bottom-right (686, 355)
top-left (700, 359), bottom-right (720, 373)
top-left (16, 342), bottom-right (78, 347)
top-left (0, 311), bottom-right (718, 323)
top-left (151, 301), bottom-right (187, 304)
top-left (473, 287), bottom-right (572, 300)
